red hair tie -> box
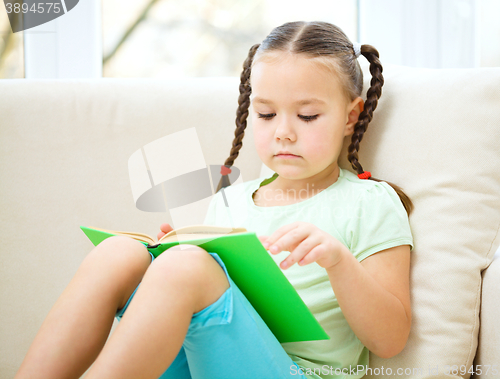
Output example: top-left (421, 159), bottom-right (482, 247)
top-left (358, 171), bottom-right (371, 180)
top-left (220, 165), bottom-right (232, 176)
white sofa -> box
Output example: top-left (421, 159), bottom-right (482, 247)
top-left (1, 65), bottom-right (499, 378)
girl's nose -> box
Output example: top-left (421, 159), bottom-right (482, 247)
top-left (274, 116), bottom-right (296, 141)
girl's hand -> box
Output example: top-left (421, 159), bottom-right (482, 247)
top-left (260, 222), bottom-right (347, 270)
top-left (157, 223), bottom-right (173, 241)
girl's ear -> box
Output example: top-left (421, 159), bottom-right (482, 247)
top-left (345, 97), bottom-right (364, 136)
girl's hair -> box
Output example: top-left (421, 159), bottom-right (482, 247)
top-left (216, 21), bottom-right (413, 216)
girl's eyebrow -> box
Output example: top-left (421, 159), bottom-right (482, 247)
top-left (252, 97), bottom-right (273, 105)
top-left (252, 97), bottom-right (326, 105)
top-left (294, 98), bottom-right (326, 105)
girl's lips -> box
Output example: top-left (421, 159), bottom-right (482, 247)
top-left (276, 154), bottom-right (300, 158)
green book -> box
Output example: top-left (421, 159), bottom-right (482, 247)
top-left (80, 224), bottom-right (330, 344)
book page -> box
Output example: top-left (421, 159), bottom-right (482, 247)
top-left (158, 224), bottom-right (247, 243)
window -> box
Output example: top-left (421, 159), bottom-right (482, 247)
top-left (479, 0), bottom-right (500, 67)
top-left (359, 0), bottom-right (500, 68)
top-left (6, 0), bottom-right (498, 79)
top-left (102, 0), bottom-right (359, 78)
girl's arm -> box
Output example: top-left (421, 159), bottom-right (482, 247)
top-left (326, 243), bottom-right (411, 359)
top-left (262, 221), bottom-right (411, 358)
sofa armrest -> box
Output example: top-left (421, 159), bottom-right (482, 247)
top-left (472, 251), bottom-right (500, 378)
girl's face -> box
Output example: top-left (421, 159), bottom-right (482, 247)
top-left (250, 53), bottom-right (363, 186)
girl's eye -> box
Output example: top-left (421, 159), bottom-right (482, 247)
top-left (299, 114), bottom-right (319, 122)
top-left (258, 113), bottom-right (276, 120)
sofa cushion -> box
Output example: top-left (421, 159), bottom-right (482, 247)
top-left (333, 65), bottom-right (500, 378)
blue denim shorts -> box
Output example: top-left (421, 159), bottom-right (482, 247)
top-left (115, 250), bottom-right (304, 379)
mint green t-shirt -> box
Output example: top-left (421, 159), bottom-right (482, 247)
top-left (203, 168), bottom-right (414, 379)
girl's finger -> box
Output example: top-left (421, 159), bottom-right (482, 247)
top-left (297, 245), bottom-right (322, 266)
top-left (265, 222), bottom-right (302, 252)
top-left (280, 238), bottom-right (321, 270)
top-left (160, 223), bottom-right (173, 233)
top-left (268, 224), bottom-right (309, 255)
top-left (157, 231), bottom-right (166, 241)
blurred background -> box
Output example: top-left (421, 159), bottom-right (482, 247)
top-left (1, 0), bottom-right (499, 79)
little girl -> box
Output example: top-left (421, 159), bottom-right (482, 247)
top-left (16, 21), bottom-right (414, 379)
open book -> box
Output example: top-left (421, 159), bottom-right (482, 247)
top-left (80, 224), bottom-right (329, 344)
top-left (81, 224), bottom-right (247, 249)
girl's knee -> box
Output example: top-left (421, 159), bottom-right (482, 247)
top-left (148, 246), bottom-right (230, 313)
top-left (72, 237), bottom-right (152, 311)
top-left (84, 236), bottom-right (151, 279)
top-left (148, 245), bottom-right (229, 288)
top-left (89, 236), bottom-right (150, 259)
top-left (151, 244), bottom-right (209, 273)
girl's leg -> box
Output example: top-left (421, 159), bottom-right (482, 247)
top-left (14, 236), bottom-right (152, 379)
top-left (95, 249), bottom-right (302, 379)
top-left (84, 244), bottom-right (231, 379)
top-left (173, 253), bottom-right (303, 379)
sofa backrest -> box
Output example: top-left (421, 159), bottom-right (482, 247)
top-left (1, 65), bottom-right (500, 378)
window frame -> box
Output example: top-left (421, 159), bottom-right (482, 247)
top-left (358, 0), bottom-right (479, 68)
top-left (23, 0), bottom-right (102, 78)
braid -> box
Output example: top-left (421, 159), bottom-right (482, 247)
top-left (216, 43), bottom-right (260, 193)
top-left (347, 45), bottom-right (413, 215)
top-left (347, 44), bottom-right (383, 175)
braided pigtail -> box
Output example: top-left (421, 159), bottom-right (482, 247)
top-left (215, 43), bottom-right (260, 193)
top-left (347, 44), bottom-right (383, 176)
top-left (347, 44), bottom-right (413, 215)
